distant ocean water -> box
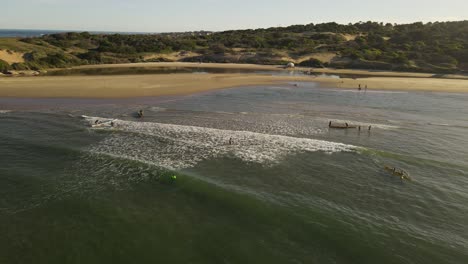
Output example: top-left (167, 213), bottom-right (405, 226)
top-left (0, 29), bottom-right (68, 38)
top-left (0, 29), bottom-right (155, 38)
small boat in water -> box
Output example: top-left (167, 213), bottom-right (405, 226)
top-left (328, 121), bottom-right (372, 131)
top-left (328, 121), bottom-right (357, 129)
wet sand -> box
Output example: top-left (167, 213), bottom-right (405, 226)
top-left (317, 76), bottom-right (468, 93)
top-left (0, 74), bottom-right (310, 98)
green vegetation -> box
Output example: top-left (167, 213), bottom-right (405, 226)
top-left (0, 59), bottom-right (10, 73)
top-left (1, 21), bottom-right (468, 73)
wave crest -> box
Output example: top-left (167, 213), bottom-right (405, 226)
top-left (84, 116), bottom-right (360, 169)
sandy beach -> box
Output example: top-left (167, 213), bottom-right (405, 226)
top-left (0, 74), bottom-right (305, 98)
top-left (0, 63), bottom-right (467, 98)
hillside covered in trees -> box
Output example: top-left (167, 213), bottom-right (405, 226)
top-left (1, 21), bottom-right (468, 74)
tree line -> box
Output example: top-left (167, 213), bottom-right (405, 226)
top-left (2, 21), bottom-right (467, 73)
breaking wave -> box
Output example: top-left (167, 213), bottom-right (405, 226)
top-left (83, 116), bottom-right (361, 170)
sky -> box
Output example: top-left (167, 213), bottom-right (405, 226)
top-left (1, 0), bottom-right (467, 32)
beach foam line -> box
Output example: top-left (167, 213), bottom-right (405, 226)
top-left (0, 110), bottom-right (12, 114)
top-left (148, 106), bottom-right (167, 112)
top-left (427, 122), bottom-right (451, 127)
top-left (426, 122), bottom-right (468, 128)
top-left (83, 116), bottom-right (361, 170)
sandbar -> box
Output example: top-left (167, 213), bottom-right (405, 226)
top-left (0, 64), bottom-right (467, 98)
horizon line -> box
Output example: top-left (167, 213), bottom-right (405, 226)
top-left (1, 19), bottom-right (467, 35)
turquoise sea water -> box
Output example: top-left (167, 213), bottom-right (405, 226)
top-left (1, 83), bottom-right (468, 263)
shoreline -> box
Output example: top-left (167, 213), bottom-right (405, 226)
top-left (0, 62), bottom-right (460, 79)
top-left (68, 62), bottom-right (468, 79)
top-left (0, 64), bottom-right (467, 98)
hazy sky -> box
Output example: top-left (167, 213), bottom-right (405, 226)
top-left (2, 0), bottom-right (467, 32)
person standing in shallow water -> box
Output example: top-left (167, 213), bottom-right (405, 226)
top-left (229, 137), bottom-right (233, 145)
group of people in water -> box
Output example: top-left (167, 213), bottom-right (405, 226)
top-left (328, 121), bottom-right (372, 131)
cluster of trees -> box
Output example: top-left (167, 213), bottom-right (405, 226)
top-left (336, 22), bottom-right (468, 71)
top-left (12, 21), bottom-right (468, 73)
top-left (0, 59), bottom-right (10, 73)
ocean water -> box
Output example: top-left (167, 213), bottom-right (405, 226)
top-left (0, 29), bottom-right (156, 38)
top-left (0, 29), bottom-right (68, 38)
top-left (1, 83), bottom-right (468, 263)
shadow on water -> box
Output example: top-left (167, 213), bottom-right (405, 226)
top-left (45, 67), bottom-right (266, 76)
top-left (44, 66), bottom-right (342, 78)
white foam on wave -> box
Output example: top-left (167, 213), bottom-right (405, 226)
top-left (83, 116), bottom-right (360, 170)
top-left (427, 122), bottom-right (450, 127)
top-left (0, 110), bottom-right (12, 114)
top-left (148, 106), bottom-right (167, 112)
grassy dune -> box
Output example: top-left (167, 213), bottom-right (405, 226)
top-left (0, 38), bottom-right (61, 54)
